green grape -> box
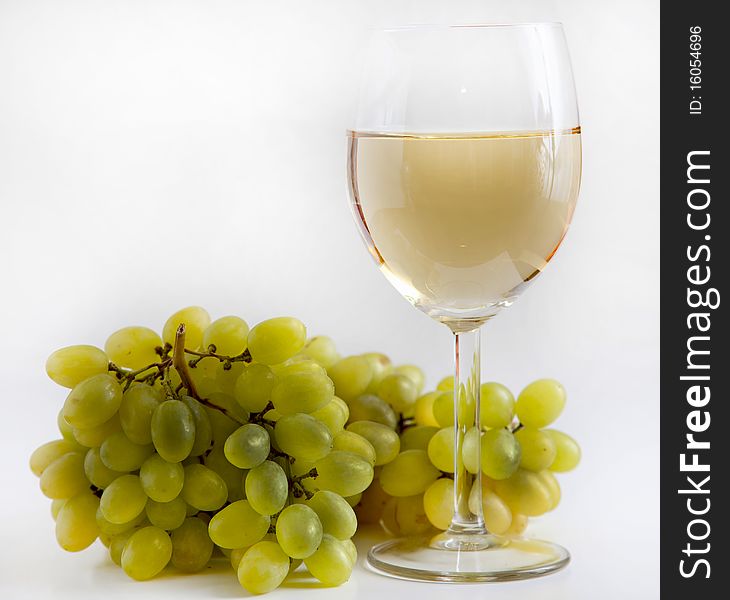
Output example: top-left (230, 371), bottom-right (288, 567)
top-left (237, 541), bottom-right (290, 594)
top-left (46, 345), bottom-right (109, 389)
top-left (39, 452), bottom-right (88, 499)
top-left (151, 400), bottom-right (195, 463)
top-left (84, 447), bottom-right (122, 488)
top-left (57, 408), bottom-right (76, 441)
top-left (344, 493), bottom-right (362, 507)
top-left (515, 428), bottom-right (557, 472)
top-left (380, 497), bottom-right (399, 535)
top-left (341, 539), bottom-right (357, 566)
top-left (347, 394), bottom-right (397, 429)
top-left (379, 450), bottom-right (440, 497)
top-left (213, 362), bottom-right (247, 396)
top-left (305, 490), bottom-right (357, 540)
top-left (414, 392), bottom-right (441, 427)
top-left (202, 316), bottom-right (249, 356)
top-left (139, 454), bottom-right (184, 502)
top-left (208, 500), bottom-right (270, 548)
top-left (345, 421), bottom-right (400, 466)
top-left (270, 371), bottom-right (333, 414)
top-left (310, 398), bottom-right (349, 435)
top-left (304, 534), bottom-right (353, 586)
top-left (377, 374), bottom-right (418, 415)
top-left (62, 374), bottom-right (122, 430)
top-left (545, 429), bottom-right (581, 472)
top-left (162, 306), bottom-right (211, 349)
top-left (480, 428), bottom-right (521, 480)
top-left (300, 336), bottom-right (340, 368)
top-left (362, 352), bottom-right (393, 393)
top-left (247, 317), bottom-right (306, 365)
top-left (427, 427), bottom-right (455, 472)
top-left (105, 326), bottom-right (163, 370)
top-left (55, 492), bottom-right (99, 551)
top-left (393, 365), bottom-right (426, 394)
top-left (180, 396), bottom-right (213, 456)
top-left (506, 513), bottom-right (529, 535)
top-left (275, 504), bottom-right (323, 558)
top-left (462, 427), bottom-right (481, 474)
top-left (51, 499), bottom-right (66, 520)
top-left (171, 517), bottom-right (214, 572)
top-left (437, 376), bottom-right (454, 391)
top-left (515, 379), bottom-right (566, 428)
top-left (432, 391), bottom-right (456, 427)
top-left (480, 382), bottom-right (515, 428)
top-left (467, 482), bottom-right (512, 535)
top-left (327, 356), bottom-right (372, 401)
top-left (109, 530), bottom-right (135, 566)
top-left (394, 494), bottom-right (432, 535)
top-left (209, 390), bottom-right (250, 423)
top-left (245, 461), bottom-right (288, 516)
top-left (272, 358), bottom-right (326, 378)
top-left (72, 414), bottom-right (121, 448)
top-left (233, 364), bottom-right (275, 413)
top-left (100, 431), bottom-right (154, 472)
top-left (181, 464), bottom-right (227, 511)
top-left (537, 469), bottom-right (561, 510)
top-left (96, 506), bottom-right (146, 536)
top-left (354, 478), bottom-right (391, 525)
top-left (423, 478), bottom-right (454, 530)
top-left (305, 451), bottom-right (374, 497)
top-left (494, 469), bottom-right (553, 516)
top-left (206, 404), bottom-right (240, 442)
top-left (229, 546), bottom-right (247, 570)
top-left (224, 423), bottom-right (270, 469)
top-left (146, 497), bottom-right (187, 530)
top-left (118, 384), bottom-right (162, 445)
top-left (274, 413), bottom-right (333, 462)
top-left (100, 474), bottom-right (147, 524)
top-left (30, 439), bottom-right (83, 477)
top-left (121, 526), bottom-right (172, 580)
top-left (203, 446), bottom-right (245, 502)
top-left (332, 431), bottom-right (376, 465)
top-left (400, 425), bottom-right (439, 452)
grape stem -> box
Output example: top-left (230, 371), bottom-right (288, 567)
top-left (186, 346), bottom-right (252, 370)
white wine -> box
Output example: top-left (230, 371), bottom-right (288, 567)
top-left (347, 129), bottom-right (581, 327)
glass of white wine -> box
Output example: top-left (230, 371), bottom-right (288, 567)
top-left (347, 23), bottom-right (581, 582)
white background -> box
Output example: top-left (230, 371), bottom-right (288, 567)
top-left (0, 1), bottom-right (659, 599)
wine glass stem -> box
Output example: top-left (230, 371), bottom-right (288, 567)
top-left (448, 326), bottom-right (487, 535)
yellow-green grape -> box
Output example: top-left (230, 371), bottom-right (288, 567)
top-left (310, 399), bottom-right (349, 435)
top-left (203, 446), bottom-right (245, 502)
top-left (354, 478), bottom-right (391, 525)
top-left (84, 447), bottom-right (122, 488)
top-left (146, 497), bottom-right (187, 530)
top-left (30, 439), bottom-right (83, 477)
top-left (467, 482), bottom-right (512, 535)
top-left (139, 454), bottom-right (184, 502)
top-left (224, 424), bottom-right (270, 469)
top-left (431, 390), bottom-right (474, 427)
top-left (274, 413), bottom-right (333, 462)
top-left (379, 450), bottom-right (440, 497)
top-left (72, 414), bottom-right (121, 448)
top-left (57, 408), bottom-right (75, 441)
top-left (181, 396), bottom-right (213, 456)
top-left (208, 500), bottom-right (270, 549)
top-left (414, 392), bottom-right (441, 427)
top-left (344, 493), bottom-right (362, 507)
top-left (55, 492), bottom-right (99, 551)
top-left (181, 464), bottom-right (227, 511)
top-left (150, 400), bottom-right (195, 463)
top-left (300, 336), bottom-right (340, 368)
top-left (306, 490), bottom-right (357, 540)
top-left (39, 452), bottom-right (88, 499)
top-left (332, 431), bottom-right (376, 465)
top-left (362, 352), bottom-right (392, 393)
top-left (462, 427), bottom-right (481, 474)
top-left (345, 421), bottom-right (400, 466)
top-left (276, 504), bottom-right (323, 558)
top-left (229, 546), bottom-right (247, 570)
top-left (119, 384), bottom-right (162, 445)
top-left (481, 428), bottom-right (521, 480)
top-left (213, 362), bottom-right (247, 397)
top-left (247, 317), bottom-right (307, 365)
top-left (237, 541), bottom-right (290, 594)
top-left (423, 478), bottom-right (454, 530)
top-left (304, 534), bottom-right (353, 586)
top-left (400, 425), bottom-right (439, 451)
top-left (209, 390), bottom-right (249, 424)
top-left (245, 461), bottom-right (288, 516)
top-left (109, 530), bottom-right (135, 566)
top-left (121, 526), bottom-right (172, 581)
top-left (46, 345), bottom-right (109, 388)
top-left (494, 469), bottom-right (553, 516)
top-left (62, 374), bottom-right (122, 430)
top-left (393, 365), bottom-right (426, 394)
top-left (202, 316), bottom-right (249, 356)
top-left (377, 374), bottom-right (417, 415)
top-left (437, 376), bottom-right (454, 391)
top-left (380, 496), bottom-right (399, 535)
top-left (100, 474), bottom-right (147, 524)
top-left (347, 394), bottom-right (398, 429)
top-left (272, 358), bottom-right (326, 378)
top-left (427, 427), bottom-right (455, 472)
top-left (545, 429), bottom-right (581, 472)
top-left (105, 326), bottom-right (163, 370)
top-left (171, 517), bottom-right (214, 573)
top-left (233, 364), bottom-right (275, 412)
top-left (480, 382), bottom-right (515, 428)
top-left (394, 494), bottom-right (432, 535)
top-left (506, 513), bottom-right (529, 535)
top-left (51, 499), bottom-right (66, 520)
top-left (96, 506), bottom-right (146, 536)
top-left (270, 371), bottom-right (333, 415)
top-left (327, 356), bottom-right (372, 401)
top-left (341, 538), bottom-right (357, 566)
top-left (537, 470), bottom-right (561, 510)
top-left (162, 306), bottom-right (211, 349)
top-left (100, 431), bottom-right (154, 472)
top-left (514, 428), bottom-right (557, 472)
top-left (306, 451), bottom-right (374, 497)
top-left (515, 379), bottom-right (566, 429)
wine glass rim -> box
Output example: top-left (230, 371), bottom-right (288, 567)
top-left (378, 22), bottom-right (564, 32)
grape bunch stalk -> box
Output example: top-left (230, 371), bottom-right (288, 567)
top-left (31, 306), bottom-right (581, 594)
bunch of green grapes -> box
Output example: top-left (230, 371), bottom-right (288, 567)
top-left (32, 307), bottom-right (370, 593)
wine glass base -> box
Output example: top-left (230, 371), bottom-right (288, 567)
top-left (367, 533), bottom-right (570, 583)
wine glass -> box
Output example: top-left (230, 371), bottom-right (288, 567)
top-left (346, 23), bottom-right (581, 582)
